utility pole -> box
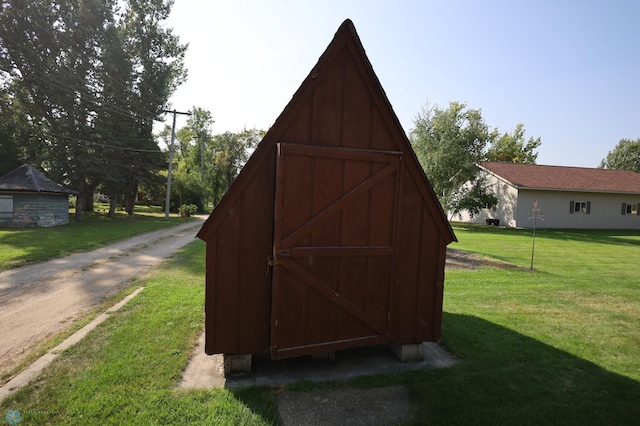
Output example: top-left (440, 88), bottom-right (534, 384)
top-left (163, 109), bottom-right (191, 219)
top-left (200, 119), bottom-right (215, 210)
top-left (200, 133), bottom-right (205, 207)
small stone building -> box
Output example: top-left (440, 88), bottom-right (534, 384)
top-left (0, 164), bottom-right (78, 227)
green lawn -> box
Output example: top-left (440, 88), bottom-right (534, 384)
top-left (0, 205), bottom-right (192, 271)
top-left (1, 224), bottom-right (639, 424)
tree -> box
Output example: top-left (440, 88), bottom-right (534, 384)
top-left (168, 126), bottom-right (262, 210)
top-left (0, 0), bottom-right (114, 220)
top-left (0, 80), bottom-right (43, 174)
top-left (486, 123), bottom-right (541, 164)
top-left (409, 101), bottom-right (497, 217)
top-left (0, 0), bottom-right (186, 219)
top-left (114, 0), bottom-right (187, 215)
top-left (209, 129), bottom-right (262, 205)
top-left (185, 107), bottom-right (214, 206)
top-left (163, 108), bottom-right (214, 212)
top-left (599, 138), bottom-right (640, 173)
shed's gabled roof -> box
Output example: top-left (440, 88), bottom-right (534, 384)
top-left (480, 161), bottom-right (640, 194)
top-left (198, 19), bottom-right (455, 244)
top-left (0, 164), bottom-right (78, 195)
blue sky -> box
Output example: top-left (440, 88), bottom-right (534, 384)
top-left (162, 0), bottom-right (640, 168)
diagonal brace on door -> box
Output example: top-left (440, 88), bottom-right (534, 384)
top-left (278, 258), bottom-right (388, 335)
top-left (280, 159), bottom-right (400, 248)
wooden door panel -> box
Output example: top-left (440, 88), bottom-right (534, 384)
top-left (271, 143), bottom-right (401, 359)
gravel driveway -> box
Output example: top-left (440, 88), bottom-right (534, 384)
top-left (0, 217), bottom-right (205, 380)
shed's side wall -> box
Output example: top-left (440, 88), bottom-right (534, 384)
top-left (0, 193), bottom-right (70, 228)
top-left (390, 170), bottom-right (448, 344)
top-left (204, 150), bottom-right (275, 355)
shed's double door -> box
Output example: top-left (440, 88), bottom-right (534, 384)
top-left (270, 143), bottom-right (402, 359)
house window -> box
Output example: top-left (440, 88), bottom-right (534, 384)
top-left (622, 203), bottom-right (639, 215)
top-left (570, 201), bottom-right (590, 214)
top-left (483, 202), bottom-right (497, 211)
top-left (0, 195), bottom-right (13, 216)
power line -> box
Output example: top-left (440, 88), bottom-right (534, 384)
top-left (0, 1), bottom-right (171, 109)
top-left (0, 11), bottom-right (178, 123)
top-left (48, 132), bottom-right (165, 153)
top-left (0, 32), bottom-right (159, 123)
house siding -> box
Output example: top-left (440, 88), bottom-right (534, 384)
top-left (450, 171), bottom-right (519, 227)
top-left (516, 190), bottom-right (640, 229)
top-left (0, 193), bottom-right (70, 227)
top-left (453, 163), bottom-right (640, 230)
top-left (451, 173), bottom-right (640, 230)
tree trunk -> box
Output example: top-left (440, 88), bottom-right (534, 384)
top-left (81, 193), bottom-right (94, 212)
top-left (124, 193), bottom-right (134, 215)
top-left (108, 194), bottom-right (118, 218)
top-left (124, 182), bottom-right (138, 215)
top-left (75, 197), bottom-right (84, 222)
top-left (74, 180), bottom-right (85, 222)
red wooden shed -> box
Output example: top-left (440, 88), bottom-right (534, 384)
top-left (197, 19), bottom-right (456, 364)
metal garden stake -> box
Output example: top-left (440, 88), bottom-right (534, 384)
top-left (528, 200), bottom-right (544, 270)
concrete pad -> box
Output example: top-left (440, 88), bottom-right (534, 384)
top-left (178, 332), bottom-right (457, 389)
top-left (275, 385), bottom-right (413, 426)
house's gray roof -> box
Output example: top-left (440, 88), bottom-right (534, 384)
top-left (0, 164), bottom-right (78, 195)
top-left (479, 161), bottom-right (640, 194)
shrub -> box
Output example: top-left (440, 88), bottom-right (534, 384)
top-left (179, 204), bottom-right (198, 217)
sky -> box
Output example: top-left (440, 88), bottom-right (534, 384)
top-left (159, 0), bottom-right (640, 168)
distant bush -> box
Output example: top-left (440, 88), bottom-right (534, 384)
top-left (179, 204), bottom-right (198, 217)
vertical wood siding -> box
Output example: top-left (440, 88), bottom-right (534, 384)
top-left (198, 20), bottom-right (455, 356)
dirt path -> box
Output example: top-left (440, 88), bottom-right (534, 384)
top-left (0, 217), bottom-right (205, 379)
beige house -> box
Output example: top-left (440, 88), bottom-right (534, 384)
top-left (451, 162), bottom-right (640, 229)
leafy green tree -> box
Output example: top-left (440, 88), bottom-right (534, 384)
top-left (0, 0), bottom-right (186, 219)
top-left (185, 107), bottom-right (214, 206)
top-left (486, 123), bottom-right (541, 164)
top-left (115, 0), bottom-right (187, 215)
top-left (165, 108), bottom-right (214, 212)
top-left (0, 81), bottom-right (43, 174)
top-left (0, 0), bottom-right (114, 220)
top-left (410, 101), bottom-right (497, 217)
top-left (171, 157), bottom-right (204, 211)
top-left (209, 129), bottom-right (262, 205)
top-left (599, 138), bottom-right (640, 173)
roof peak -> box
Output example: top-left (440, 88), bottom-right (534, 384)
top-left (0, 164), bottom-right (77, 194)
top-left (481, 161), bottom-right (639, 173)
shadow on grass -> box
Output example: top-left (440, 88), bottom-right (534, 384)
top-left (230, 386), bottom-right (281, 425)
top-left (222, 312), bottom-right (640, 425)
top-left (407, 312), bottom-right (640, 425)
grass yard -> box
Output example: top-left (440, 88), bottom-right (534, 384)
top-left (0, 204), bottom-right (192, 271)
top-left (1, 224), bottom-right (639, 424)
